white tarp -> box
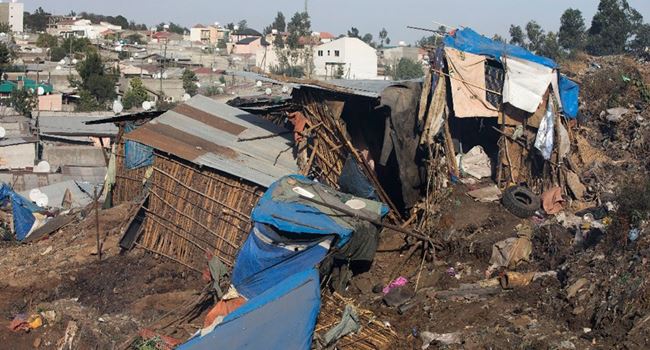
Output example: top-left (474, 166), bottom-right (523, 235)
top-left (456, 146), bottom-right (492, 179)
top-left (503, 57), bottom-right (554, 113)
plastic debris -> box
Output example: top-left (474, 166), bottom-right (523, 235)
top-left (420, 331), bottom-right (462, 349)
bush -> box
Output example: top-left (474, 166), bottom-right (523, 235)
top-left (388, 58), bottom-right (424, 80)
top-left (270, 65), bottom-right (304, 78)
top-left (50, 47), bottom-right (67, 62)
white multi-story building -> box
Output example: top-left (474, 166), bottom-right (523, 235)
top-left (313, 37), bottom-right (377, 79)
top-left (0, 1), bottom-right (24, 33)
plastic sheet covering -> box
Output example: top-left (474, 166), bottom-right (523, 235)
top-left (124, 123), bottom-right (153, 170)
top-left (232, 223), bottom-right (331, 299)
top-left (0, 183), bottom-right (43, 241)
top-left (534, 99), bottom-right (555, 160)
top-left (338, 155), bottom-right (378, 200)
top-left (559, 75), bottom-right (580, 118)
top-left (178, 269), bottom-right (321, 350)
top-left (503, 57), bottom-right (555, 113)
top-left (444, 27), bottom-right (557, 68)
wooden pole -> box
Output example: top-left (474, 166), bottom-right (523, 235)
top-left (94, 186), bottom-right (101, 261)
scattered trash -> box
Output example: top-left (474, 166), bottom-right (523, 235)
top-left (629, 228), bottom-right (641, 241)
top-left (605, 107), bottom-right (629, 122)
top-left (420, 331), bottom-right (462, 349)
top-left (467, 184), bottom-right (501, 203)
top-left (322, 305), bottom-right (360, 346)
top-left (499, 271), bottom-right (557, 289)
top-left (502, 186), bottom-right (541, 218)
top-left (457, 146), bottom-right (492, 179)
top-left (566, 278), bottom-right (590, 299)
top-left (8, 314), bottom-right (42, 332)
top-left (382, 276), bottom-right (408, 295)
top-left (40, 246), bottom-right (53, 255)
top-left (383, 285), bottom-right (415, 307)
top-left (541, 186), bottom-right (564, 215)
top-left (57, 321), bottom-right (78, 350)
top-left (488, 224), bottom-right (533, 274)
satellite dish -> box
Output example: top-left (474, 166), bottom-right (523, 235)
top-left (33, 160), bottom-right (50, 173)
top-left (195, 82), bottom-right (201, 88)
top-left (0, 126), bottom-right (5, 138)
top-left (148, 59), bottom-right (153, 63)
top-left (113, 100), bottom-right (123, 114)
top-left (134, 53), bottom-right (139, 57)
top-left (255, 81), bottom-right (262, 88)
top-left (212, 67), bottom-right (217, 72)
top-left (29, 88), bottom-right (34, 94)
top-left (59, 59), bottom-right (65, 65)
top-left (265, 88), bottom-right (272, 95)
top-left (142, 101), bottom-right (152, 110)
top-left (55, 65), bottom-right (62, 70)
top-left (281, 86), bottom-right (289, 93)
top-left (134, 42), bottom-right (139, 46)
top-left (29, 189), bottom-right (42, 201)
top-left (129, 57), bottom-right (134, 62)
top-left (182, 93), bottom-right (191, 101)
top-left (37, 86), bottom-right (45, 95)
top-left (162, 72), bottom-right (168, 79)
top-left (72, 59), bottom-right (78, 64)
top-left (163, 24), bottom-right (170, 30)
top-left (35, 193), bottom-right (49, 208)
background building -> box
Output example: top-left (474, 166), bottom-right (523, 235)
top-left (0, 1), bottom-right (24, 33)
top-left (313, 37), bottom-right (378, 79)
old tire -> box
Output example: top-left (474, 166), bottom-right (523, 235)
top-left (502, 186), bottom-right (540, 218)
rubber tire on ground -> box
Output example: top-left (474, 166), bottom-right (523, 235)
top-left (502, 186), bottom-right (540, 218)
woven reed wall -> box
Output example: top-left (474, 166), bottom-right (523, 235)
top-left (138, 154), bottom-right (263, 271)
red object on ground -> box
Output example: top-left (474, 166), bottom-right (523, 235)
top-left (203, 297), bottom-right (247, 328)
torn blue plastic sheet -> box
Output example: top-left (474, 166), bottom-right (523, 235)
top-left (559, 75), bottom-right (580, 119)
top-left (444, 28), bottom-right (557, 68)
top-left (124, 122), bottom-right (153, 170)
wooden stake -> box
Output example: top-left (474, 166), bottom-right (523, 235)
top-left (94, 186), bottom-right (101, 261)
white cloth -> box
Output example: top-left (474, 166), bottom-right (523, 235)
top-left (534, 99), bottom-right (555, 160)
top-left (456, 146), bottom-right (492, 179)
top-left (503, 57), bottom-right (554, 113)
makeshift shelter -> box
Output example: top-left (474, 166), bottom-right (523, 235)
top-left (0, 183), bottom-right (46, 241)
top-left (177, 175), bottom-right (389, 349)
top-left (116, 96), bottom-right (298, 271)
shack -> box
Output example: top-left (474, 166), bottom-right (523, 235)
top-left (117, 95), bottom-right (298, 270)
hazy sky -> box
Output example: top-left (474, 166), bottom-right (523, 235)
top-left (23, 0), bottom-right (650, 44)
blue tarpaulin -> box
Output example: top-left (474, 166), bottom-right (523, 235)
top-left (0, 183), bottom-right (43, 241)
top-left (178, 269), bottom-right (321, 350)
top-left (444, 28), bottom-right (557, 68)
top-left (252, 175), bottom-right (388, 247)
top-left (124, 123), bottom-right (153, 170)
top-left (232, 223), bottom-right (331, 299)
top-left (559, 75), bottom-right (580, 119)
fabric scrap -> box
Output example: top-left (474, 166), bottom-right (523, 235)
top-left (382, 276), bottom-right (408, 295)
top-left (467, 184), bottom-right (501, 203)
top-left (534, 99), bottom-right (555, 160)
top-left (485, 61), bottom-right (505, 108)
top-left (445, 47), bottom-right (498, 118)
top-left (541, 186), bottom-right (564, 215)
top-left (566, 171), bottom-right (586, 200)
top-left (489, 224), bottom-right (533, 269)
top-left (207, 255), bottom-right (228, 298)
top-left (287, 111), bottom-right (309, 142)
top-left (202, 297), bottom-right (247, 331)
top-left (503, 57), bottom-right (554, 113)
top-left (457, 146), bottom-right (492, 179)
top-left (322, 305), bottom-right (361, 346)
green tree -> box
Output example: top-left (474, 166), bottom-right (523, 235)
top-left (509, 25), bottom-right (526, 47)
top-left (0, 43), bottom-right (12, 66)
top-left (379, 28), bottom-right (389, 48)
top-left (492, 34), bottom-right (506, 43)
top-left (347, 27), bottom-right (360, 38)
top-left (286, 12), bottom-right (311, 49)
top-left (125, 33), bottom-right (143, 44)
top-left (50, 47), bottom-right (67, 62)
top-left (538, 32), bottom-right (562, 60)
top-left (9, 88), bottom-right (37, 117)
top-left (76, 51), bottom-right (116, 108)
top-left (0, 23), bottom-right (11, 34)
top-left (272, 12), bottom-right (286, 32)
top-left (36, 33), bottom-right (58, 48)
top-left (630, 23), bottom-right (650, 53)
top-left (237, 20), bottom-right (248, 30)
top-left (122, 78), bottom-right (148, 109)
top-left (389, 58), bottom-right (424, 80)
top-left (24, 7), bottom-right (51, 32)
top-left (525, 21), bottom-right (545, 53)
top-left (182, 69), bottom-right (198, 96)
top-left (362, 33), bottom-right (375, 47)
top-left (587, 0), bottom-right (644, 55)
top-left (559, 8), bottom-right (586, 53)
top-left (62, 37), bottom-right (91, 54)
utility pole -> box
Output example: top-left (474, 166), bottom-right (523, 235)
top-left (304, 0), bottom-right (308, 13)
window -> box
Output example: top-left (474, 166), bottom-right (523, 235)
top-left (318, 50), bottom-right (323, 57)
top-left (334, 50), bottom-right (340, 57)
top-left (327, 50), bottom-right (330, 56)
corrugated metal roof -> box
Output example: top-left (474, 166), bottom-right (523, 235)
top-left (37, 116), bottom-right (119, 137)
top-left (0, 136), bottom-right (38, 147)
top-left (125, 95), bottom-right (298, 188)
top-left (19, 180), bottom-right (97, 209)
